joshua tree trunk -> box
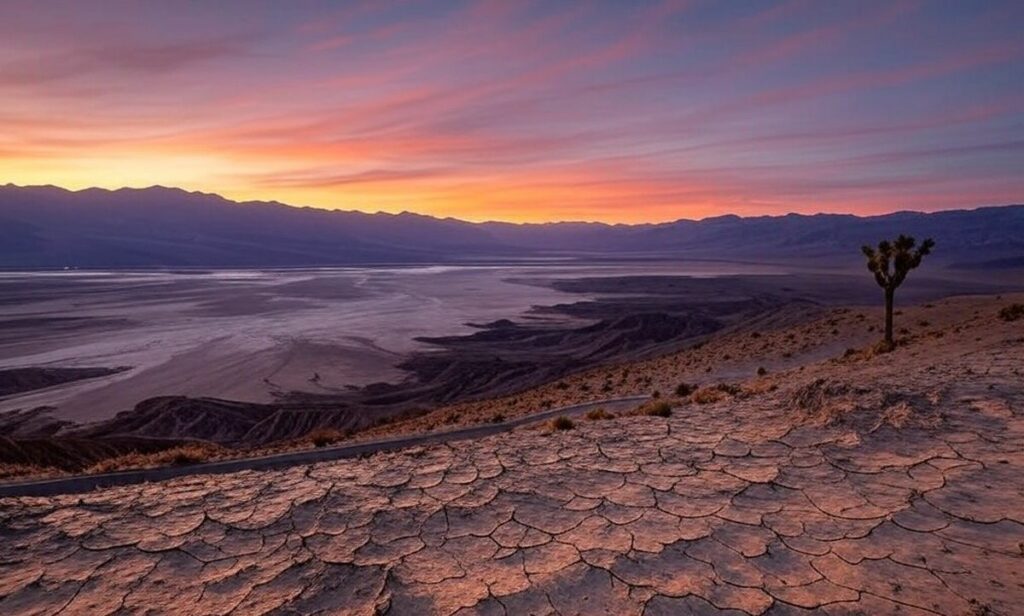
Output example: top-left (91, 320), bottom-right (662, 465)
top-left (884, 286), bottom-right (894, 346)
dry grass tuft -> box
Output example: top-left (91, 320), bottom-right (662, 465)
top-left (636, 400), bottom-right (673, 417)
top-left (85, 442), bottom-right (226, 474)
top-left (306, 427), bottom-right (349, 448)
top-left (585, 408), bottom-right (615, 421)
top-left (999, 303), bottom-right (1024, 322)
top-left (550, 416), bottom-right (575, 431)
top-left (0, 462), bottom-right (62, 481)
top-left (691, 387), bottom-right (726, 404)
top-left (674, 382), bottom-right (696, 397)
top-left (690, 383), bottom-right (741, 404)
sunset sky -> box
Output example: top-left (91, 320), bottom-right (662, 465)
top-left (1, 1), bottom-right (1022, 223)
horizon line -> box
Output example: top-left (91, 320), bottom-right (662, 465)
top-left (3, 181), bottom-right (1021, 228)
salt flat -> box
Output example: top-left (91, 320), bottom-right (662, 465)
top-left (0, 266), bottom-right (586, 422)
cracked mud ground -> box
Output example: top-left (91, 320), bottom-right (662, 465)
top-left (1, 300), bottom-right (1022, 615)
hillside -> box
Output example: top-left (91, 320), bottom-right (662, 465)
top-left (1, 184), bottom-right (1022, 267)
top-left (0, 294), bottom-right (1021, 614)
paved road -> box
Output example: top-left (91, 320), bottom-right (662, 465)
top-left (0, 395), bottom-right (649, 498)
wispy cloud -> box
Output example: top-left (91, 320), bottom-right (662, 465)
top-left (0, 1), bottom-right (1021, 222)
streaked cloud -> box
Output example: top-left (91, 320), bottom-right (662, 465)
top-left (0, 0), bottom-right (1021, 222)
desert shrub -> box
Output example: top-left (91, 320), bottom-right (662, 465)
top-left (490, 413), bottom-right (506, 423)
top-left (999, 303), bottom-right (1024, 322)
top-left (651, 390), bottom-right (661, 399)
top-left (85, 442), bottom-right (225, 474)
top-left (307, 427), bottom-right (347, 448)
top-left (555, 381), bottom-right (569, 390)
top-left (756, 366), bottom-right (767, 376)
top-left (691, 383), bottom-right (741, 404)
top-left (170, 446), bottom-right (212, 465)
top-left (674, 382), bottom-right (695, 397)
top-left (750, 331), bottom-right (761, 338)
top-left (585, 408), bottom-right (615, 420)
top-left (0, 462), bottom-right (61, 481)
top-left (641, 401), bottom-right (673, 417)
top-left (550, 416), bottom-right (575, 431)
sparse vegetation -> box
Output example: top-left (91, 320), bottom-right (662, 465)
top-left (691, 387), bottom-right (725, 404)
top-left (585, 408), bottom-right (615, 420)
top-left (639, 400), bottom-right (673, 417)
top-left (999, 303), bottom-right (1024, 322)
top-left (306, 427), bottom-right (348, 447)
top-left (85, 443), bottom-right (225, 474)
top-left (690, 383), bottom-right (742, 404)
top-left (550, 416), bottom-right (575, 431)
top-left (674, 382), bottom-right (696, 397)
top-left (862, 235), bottom-right (934, 348)
top-left (490, 412), bottom-right (506, 423)
top-left (756, 366), bottom-right (767, 376)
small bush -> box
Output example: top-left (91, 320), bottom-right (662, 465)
top-left (692, 387), bottom-right (724, 404)
top-left (651, 390), bottom-right (661, 399)
top-left (642, 401), bottom-right (673, 417)
top-left (170, 447), bottom-right (210, 465)
top-left (490, 413), bottom-right (506, 423)
top-left (715, 383), bottom-right (742, 395)
top-left (674, 382), bottom-right (695, 397)
top-left (756, 366), bottom-right (767, 376)
top-left (550, 416), bottom-right (575, 431)
top-left (999, 303), bottom-right (1024, 322)
top-left (308, 427), bottom-right (347, 448)
top-left (585, 408), bottom-right (615, 421)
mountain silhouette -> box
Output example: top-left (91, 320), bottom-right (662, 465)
top-left (1, 184), bottom-right (1021, 268)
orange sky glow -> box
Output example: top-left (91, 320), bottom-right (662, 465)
top-left (1, 1), bottom-right (1022, 223)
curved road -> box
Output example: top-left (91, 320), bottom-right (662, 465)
top-left (0, 395), bottom-right (649, 498)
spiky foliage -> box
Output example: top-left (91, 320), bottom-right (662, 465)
top-left (861, 235), bottom-right (934, 347)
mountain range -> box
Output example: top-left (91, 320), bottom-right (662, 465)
top-left (1, 184), bottom-right (1022, 268)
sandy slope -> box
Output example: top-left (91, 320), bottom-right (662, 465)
top-left (0, 294), bottom-right (1021, 615)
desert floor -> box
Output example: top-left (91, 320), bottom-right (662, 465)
top-left (0, 293), bottom-right (1022, 615)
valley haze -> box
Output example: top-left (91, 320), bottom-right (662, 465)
top-left (1, 184), bottom-right (1022, 268)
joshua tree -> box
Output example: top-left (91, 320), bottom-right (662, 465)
top-left (862, 235), bottom-right (934, 348)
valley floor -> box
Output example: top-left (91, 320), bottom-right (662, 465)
top-left (0, 294), bottom-right (1022, 615)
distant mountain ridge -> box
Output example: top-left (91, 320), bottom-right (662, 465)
top-left (1, 184), bottom-right (1021, 268)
